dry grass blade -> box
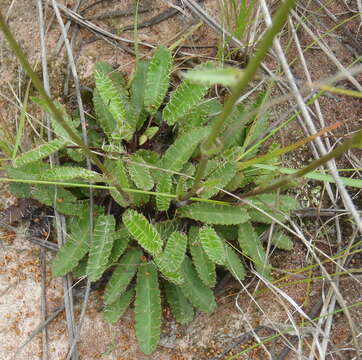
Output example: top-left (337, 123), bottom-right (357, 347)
top-left (312, 0), bottom-right (362, 53)
top-left (358, 0), bottom-right (362, 32)
top-left (51, 1), bottom-right (95, 358)
top-left (2, 0), bottom-right (361, 357)
top-left (292, 10), bottom-right (362, 92)
top-left (40, 249), bottom-right (49, 360)
top-left (53, 0), bottom-right (82, 56)
top-left (10, 306), bottom-right (65, 360)
top-left (182, 0), bottom-right (244, 46)
top-left (181, 0), bottom-right (278, 80)
top-left (220, 180), bottom-right (361, 358)
top-left (36, 1), bottom-right (78, 359)
top-left (259, 0), bottom-right (362, 236)
top-left (47, 0), bottom-right (155, 49)
top-left (285, 14), bottom-right (359, 358)
top-left (250, 4), bottom-right (362, 353)
top-left (290, 219), bottom-right (361, 360)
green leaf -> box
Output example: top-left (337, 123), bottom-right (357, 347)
top-left (52, 216), bottom-right (90, 277)
top-left (32, 184), bottom-right (92, 217)
top-left (107, 227), bottom-right (131, 267)
top-left (131, 186), bottom-right (150, 207)
top-left (93, 89), bottom-right (116, 139)
top-left (163, 78), bottom-right (209, 125)
top-left (238, 222), bottom-right (271, 279)
top-left (214, 225), bottom-right (238, 242)
top-left (87, 215), bottom-right (116, 281)
top-left (131, 60), bottom-right (149, 128)
top-left (155, 232), bottom-right (187, 272)
top-left (200, 161), bottom-right (237, 199)
top-left (271, 231), bottom-right (293, 250)
top-left (40, 166), bottom-right (101, 181)
top-left (240, 91), bottom-right (269, 157)
top-left (104, 248), bottom-right (142, 305)
top-left (30, 185), bottom-right (79, 209)
top-left (246, 194), bottom-right (299, 224)
top-left (180, 256), bottom-right (217, 312)
top-left (72, 256), bottom-right (88, 278)
top-left (156, 266), bottom-right (184, 285)
top-left (103, 288), bottom-right (135, 324)
top-left (95, 62), bottom-right (135, 141)
top-left (252, 163), bottom-right (362, 190)
top-left (189, 227), bottom-right (216, 288)
top-left (155, 220), bottom-right (180, 241)
top-left (178, 203), bottom-right (250, 225)
top-left (153, 222), bottom-right (183, 285)
top-left (55, 200), bottom-right (91, 217)
top-left (94, 66), bottom-right (125, 130)
top-left (183, 66), bottom-right (243, 87)
top-left (12, 138), bottom-right (67, 167)
top-left (175, 175), bottom-right (188, 199)
top-left (111, 188), bottom-right (130, 208)
top-left (104, 158), bottom-right (130, 207)
top-left (144, 46), bottom-right (172, 114)
top-left (6, 161), bottom-right (46, 180)
top-left (95, 61), bottom-right (126, 87)
top-left (9, 182), bottom-right (31, 198)
top-left (135, 263), bottom-right (161, 354)
top-left (123, 209), bottom-right (163, 256)
top-left (158, 127), bottom-right (209, 173)
top-left (32, 97), bottom-right (79, 142)
top-left (178, 98), bottom-right (220, 134)
top-left (139, 126), bottom-right (158, 145)
top-left (198, 226), bottom-right (226, 265)
top-left (204, 158), bottom-right (220, 177)
top-left (224, 245), bottom-right (246, 281)
top-left (0, 139), bottom-right (12, 157)
top-left (66, 148), bottom-right (85, 163)
top-left (156, 175), bottom-right (172, 211)
top-left (127, 155), bottom-right (154, 191)
top-left (7, 163), bottom-right (48, 197)
top-left (164, 282), bottom-right (194, 324)
top-left (136, 149), bottom-right (160, 165)
top-left (220, 104), bottom-right (247, 148)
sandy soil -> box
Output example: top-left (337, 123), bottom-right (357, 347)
top-left (0, 0), bottom-right (361, 359)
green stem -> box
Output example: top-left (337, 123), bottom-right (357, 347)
top-left (182, 0), bottom-right (297, 200)
top-left (0, 177), bottom-right (232, 205)
top-left (183, 155), bottom-right (208, 199)
top-left (204, 0), bottom-right (296, 151)
top-left (0, 11), bottom-right (129, 202)
top-left (239, 129), bottom-right (362, 199)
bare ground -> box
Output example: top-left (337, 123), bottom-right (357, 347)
top-left (0, 0), bottom-right (361, 359)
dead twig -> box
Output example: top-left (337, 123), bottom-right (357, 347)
top-left (40, 248), bottom-right (49, 360)
top-left (47, 1), bottom-right (155, 50)
top-left (51, 2), bottom-right (95, 359)
top-left (11, 305), bottom-right (65, 360)
top-left (122, 7), bottom-right (179, 32)
top-left (52, 0), bottom-right (82, 56)
top-left (80, 0), bottom-right (113, 14)
top-left (29, 238), bottom-right (58, 251)
top-left (294, 207), bottom-right (360, 218)
top-left (211, 326), bottom-right (265, 360)
top-left (37, 1), bottom-right (78, 359)
top-left (277, 299), bottom-right (324, 360)
top-left (88, 7), bottom-right (150, 21)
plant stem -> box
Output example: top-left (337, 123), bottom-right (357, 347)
top-left (238, 129), bottom-right (362, 199)
top-left (0, 177), bottom-right (233, 206)
top-left (182, 0), bottom-right (297, 200)
top-left (186, 155), bottom-right (208, 197)
top-left (0, 11), bottom-right (129, 201)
